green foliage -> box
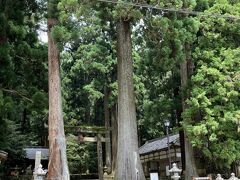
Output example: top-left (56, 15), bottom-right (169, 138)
top-left (133, 0), bottom-right (200, 139)
top-left (66, 134), bottom-right (97, 174)
top-left (0, 91), bottom-right (29, 159)
top-left (183, 48), bottom-right (240, 168)
top-left (48, 0), bottom-right (60, 18)
top-left (0, 0), bottom-right (48, 164)
top-left (183, 0), bottom-right (240, 169)
top-left (113, 2), bottom-right (142, 21)
top-left (51, 25), bottom-right (72, 48)
top-left (59, 1), bottom-right (117, 125)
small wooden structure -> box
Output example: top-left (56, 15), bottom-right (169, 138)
top-left (0, 150), bottom-right (8, 162)
top-left (139, 134), bottom-right (181, 178)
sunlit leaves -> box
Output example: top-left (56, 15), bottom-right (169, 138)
top-left (183, 0), bottom-right (240, 168)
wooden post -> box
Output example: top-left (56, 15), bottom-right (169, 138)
top-left (97, 134), bottom-right (104, 180)
top-left (111, 106), bottom-right (118, 173)
top-left (104, 87), bottom-right (112, 174)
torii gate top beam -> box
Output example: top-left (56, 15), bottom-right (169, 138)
top-left (65, 125), bottom-right (111, 134)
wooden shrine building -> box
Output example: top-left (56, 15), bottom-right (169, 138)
top-left (139, 134), bottom-right (182, 178)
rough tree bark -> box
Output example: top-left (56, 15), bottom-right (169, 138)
top-left (47, 4), bottom-right (70, 179)
top-left (116, 18), bottom-right (145, 180)
top-left (181, 44), bottom-right (198, 179)
top-left (173, 87), bottom-right (186, 171)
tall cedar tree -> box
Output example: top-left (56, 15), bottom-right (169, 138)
top-left (116, 18), bottom-right (145, 180)
top-left (181, 45), bottom-right (198, 178)
top-left (47, 0), bottom-right (69, 179)
top-left (181, 0), bottom-right (199, 177)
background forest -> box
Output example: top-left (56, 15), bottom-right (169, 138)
top-left (0, 0), bottom-right (240, 178)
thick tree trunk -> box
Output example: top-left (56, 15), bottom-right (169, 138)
top-left (184, 135), bottom-right (198, 179)
top-left (104, 87), bottom-right (112, 174)
top-left (173, 87), bottom-right (186, 171)
top-left (181, 44), bottom-right (198, 179)
top-left (116, 18), bottom-right (145, 180)
top-left (47, 17), bottom-right (70, 180)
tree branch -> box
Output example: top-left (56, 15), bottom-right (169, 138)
top-left (1, 88), bottom-right (33, 102)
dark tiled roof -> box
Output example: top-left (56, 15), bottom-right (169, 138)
top-left (139, 134), bottom-right (180, 155)
top-left (24, 147), bottom-right (49, 160)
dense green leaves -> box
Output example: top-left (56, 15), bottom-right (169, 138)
top-left (58, 1), bottom-right (117, 126)
top-left (183, 0), bottom-right (240, 169)
top-left (66, 134), bottom-right (97, 174)
top-left (0, 0), bottom-right (48, 164)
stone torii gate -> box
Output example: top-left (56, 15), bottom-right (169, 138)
top-left (65, 126), bottom-right (111, 180)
